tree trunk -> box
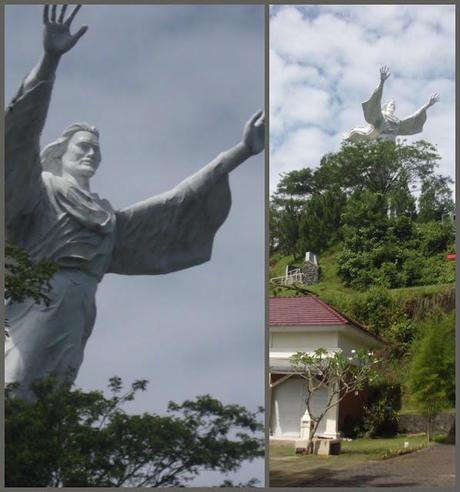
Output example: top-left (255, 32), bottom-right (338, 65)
top-left (305, 420), bottom-right (317, 455)
top-left (426, 415), bottom-right (432, 441)
top-left (446, 420), bottom-right (455, 444)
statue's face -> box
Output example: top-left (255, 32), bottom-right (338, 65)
top-left (385, 101), bottom-right (396, 115)
top-left (61, 131), bottom-right (101, 179)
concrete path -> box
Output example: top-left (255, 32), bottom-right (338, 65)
top-left (271, 444), bottom-right (455, 487)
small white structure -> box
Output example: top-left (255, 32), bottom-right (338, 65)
top-left (270, 251), bottom-right (319, 286)
top-left (301, 251), bottom-right (319, 284)
top-left (269, 296), bottom-right (384, 440)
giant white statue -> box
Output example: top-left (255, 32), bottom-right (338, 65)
top-left (5, 5), bottom-right (265, 399)
top-left (344, 65), bottom-right (439, 142)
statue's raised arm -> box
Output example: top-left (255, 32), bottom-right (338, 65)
top-left (362, 65), bottom-right (390, 129)
top-left (6, 5), bottom-right (87, 227)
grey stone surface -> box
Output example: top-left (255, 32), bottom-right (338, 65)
top-left (398, 412), bottom-right (455, 435)
top-left (5, 5), bottom-right (264, 399)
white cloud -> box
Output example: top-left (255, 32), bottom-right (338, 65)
top-left (270, 5), bottom-right (455, 193)
top-left (270, 127), bottom-right (333, 188)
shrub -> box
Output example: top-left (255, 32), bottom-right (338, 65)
top-left (358, 383), bottom-right (401, 438)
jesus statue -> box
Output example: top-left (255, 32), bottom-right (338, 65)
top-left (344, 65), bottom-right (439, 142)
top-left (5, 5), bottom-right (265, 399)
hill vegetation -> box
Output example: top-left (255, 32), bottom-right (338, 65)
top-left (270, 139), bottom-right (455, 419)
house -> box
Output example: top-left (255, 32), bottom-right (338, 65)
top-left (269, 295), bottom-right (385, 441)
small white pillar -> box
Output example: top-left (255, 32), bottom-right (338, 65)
top-left (300, 408), bottom-right (312, 440)
top-left (323, 382), bottom-right (340, 438)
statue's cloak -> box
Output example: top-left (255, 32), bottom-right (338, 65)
top-left (5, 80), bottom-right (231, 398)
top-left (6, 80), bottom-right (231, 279)
top-left (360, 83), bottom-right (428, 138)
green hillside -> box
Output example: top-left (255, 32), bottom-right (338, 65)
top-left (270, 247), bottom-right (454, 317)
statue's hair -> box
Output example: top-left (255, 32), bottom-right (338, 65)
top-left (40, 122), bottom-right (100, 175)
top-left (381, 100), bottom-right (396, 113)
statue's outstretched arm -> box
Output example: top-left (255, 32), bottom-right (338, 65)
top-left (6, 5), bottom-right (87, 226)
top-left (420, 92), bottom-right (440, 112)
top-left (108, 111), bottom-right (265, 276)
top-left (399, 93), bottom-right (439, 136)
top-left (196, 110), bottom-right (265, 178)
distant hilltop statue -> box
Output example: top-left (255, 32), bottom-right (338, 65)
top-left (344, 65), bottom-right (439, 143)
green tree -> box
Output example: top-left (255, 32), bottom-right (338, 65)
top-left (297, 187), bottom-right (347, 254)
top-left (273, 199), bottom-right (303, 257)
top-left (290, 348), bottom-right (379, 454)
top-left (314, 139), bottom-right (438, 195)
top-left (5, 377), bottom-right (264, 487)
top-left (274, 167), bottom-right (319, 200)
top-left (406, 312), bottom-right (455, 440)
top-left (5, 242), bottom-right (58, 306)
top-left (418, 174), bottom-right (455, 223)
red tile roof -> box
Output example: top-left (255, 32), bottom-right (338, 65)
top-left (270, 296), bottom-right (348, 326)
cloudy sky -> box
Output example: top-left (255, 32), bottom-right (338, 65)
top-left (5, 4), bottom-right (264, 486)
top-left (270, 4), bottom-right (455, 194)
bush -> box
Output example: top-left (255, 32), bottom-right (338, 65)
top-left (417, 221), bottom-right (455, 256)
top-left (348, 287), bottom-right (401, 337)
top-left (358, 383), bottom-right (401, 438)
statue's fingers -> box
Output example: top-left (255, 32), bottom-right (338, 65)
top-left (254, 112), bottom-right (265, 127)
top-left (59, 5), bottom-right (68, 24)
top-left (70, 25), bottom-right (88, 46)
top-left (65, 4), bottom-right (82, 26)
top-left (43, 5), bottom-right (50, 24)
top-left (248, 110), bottom-right (263, 127)
top-left (51, 5), bottom-right (57, 22)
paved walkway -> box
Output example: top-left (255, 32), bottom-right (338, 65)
top-left (271, 444), bottom-right (456, 487)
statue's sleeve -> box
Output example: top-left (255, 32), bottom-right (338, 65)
top-left (362, 84), bottom-right (385, 128)
top-left (107, 157), bottom-right (232, 275)
top-left (5, 80), bottom-right (53, 227)
top-left (398, 108), bottom-right (427, 136)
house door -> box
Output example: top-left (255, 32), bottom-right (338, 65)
top-left (271, 378), bottom-right (306, 438)
top-left (271, 378), bottom-right (329, 438)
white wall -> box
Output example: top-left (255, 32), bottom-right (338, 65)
top-left (270, 331), bottom-right (338, 352)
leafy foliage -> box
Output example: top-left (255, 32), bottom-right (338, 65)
top-left (406, 312), bottom-right (455, 440)
top-left (358, 383), bottom-right (401, 438)
top-left (418, 174), bottom-right (455, 223)
top-left (5, 378), bottom-right (264, 487)
top-left (5, 242), bottom-right (58, 305)
top-left (290, 348), bottom-right (379, 453)
top-left (270, 139), bottom-right (455, 290)
top-left (337, 192), bottom-right (455, 290)
top-left (297, 187), bottom-right (347, 255)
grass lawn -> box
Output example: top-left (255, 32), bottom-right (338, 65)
top-left (270, 434), bottom-right (431, 460)
top-left (270, 434), bottom-right (435, 486)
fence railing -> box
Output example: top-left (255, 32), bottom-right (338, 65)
top-left (270, 268), bottom-right (305, 285)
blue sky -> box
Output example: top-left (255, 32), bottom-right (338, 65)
top-left (5, 4), bottom-right (265, 486)
top-left (270, 4), bottom-right (455, 194)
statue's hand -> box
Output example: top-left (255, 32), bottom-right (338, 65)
top-left (380, 65), bottom-right (391, 82)
top-left (427, 92), bottom-right (440, 108)
top-left (43, 5), bottom-right (88, 56)
top-left (242, 110), bottom-right (265, 155)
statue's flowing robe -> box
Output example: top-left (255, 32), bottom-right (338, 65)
top-left (344, 83), bottom-right (428, 142)
top-left (5, 80), bottom-right (231, 399)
